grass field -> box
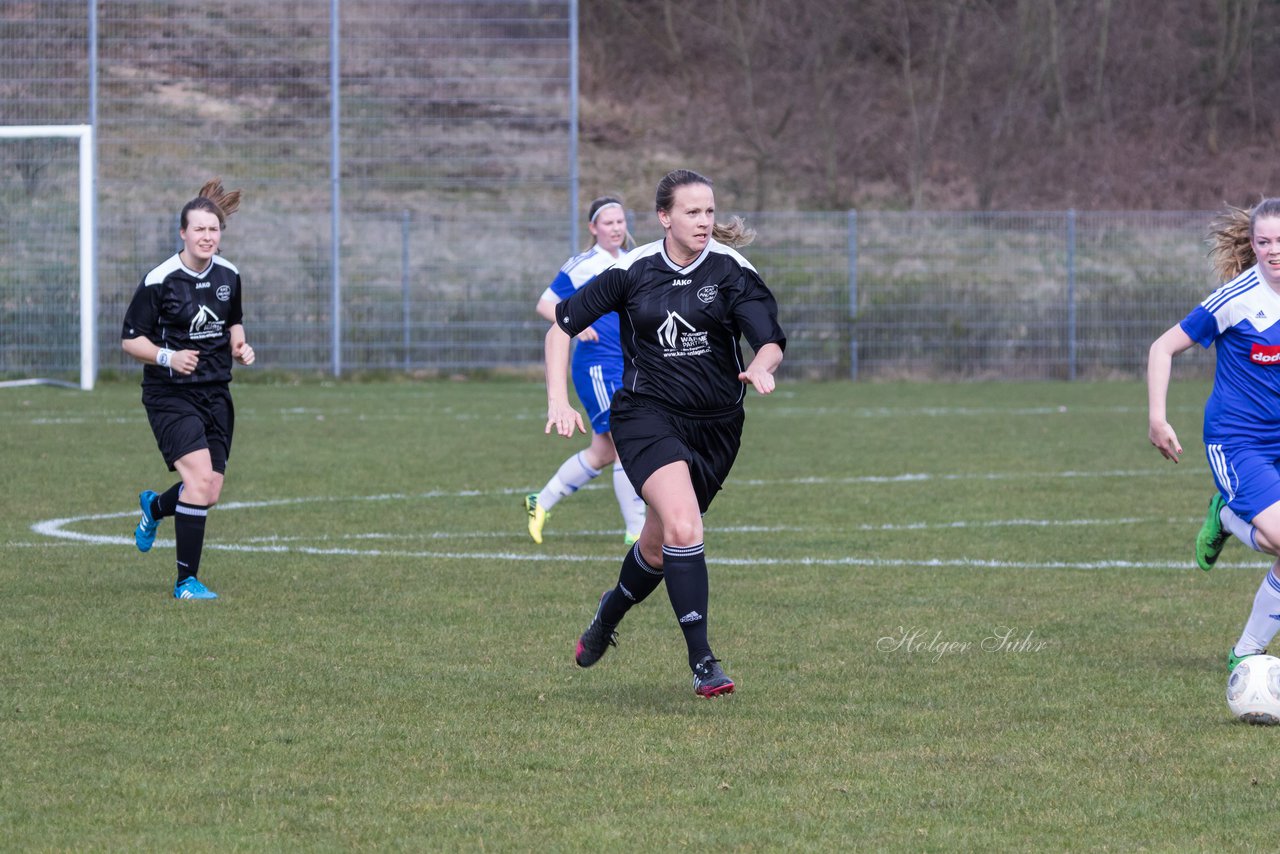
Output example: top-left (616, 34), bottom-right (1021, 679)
top-left (2, 376), bottom-right (1274, 849)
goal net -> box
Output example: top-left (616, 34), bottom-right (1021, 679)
top-left (0, 125), bottom-right (96, 390)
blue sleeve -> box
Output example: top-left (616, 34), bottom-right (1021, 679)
top-left (548, 271), bottom-right (576, 301)
top-left (1180, 305), bottom-right (1218, 350)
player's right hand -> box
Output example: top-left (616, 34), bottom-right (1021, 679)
top-left (172, 350), bottom-right (199, 376)
top-left (545, 401), bottom-right (585, 438)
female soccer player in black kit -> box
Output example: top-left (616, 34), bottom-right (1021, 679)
top-left (544, 169), bottom-right (786, 697)
top-left (122, 178), bottom-right (255, 600)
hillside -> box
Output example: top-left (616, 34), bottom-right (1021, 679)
top-left (577, 0), bottom-right (1280, 213)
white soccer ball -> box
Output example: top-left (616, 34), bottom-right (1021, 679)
top-left (1226, 654), bottom-right (1280, 725)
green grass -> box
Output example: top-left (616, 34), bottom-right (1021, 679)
top-left (0, 377), bottom-right (1272, 849)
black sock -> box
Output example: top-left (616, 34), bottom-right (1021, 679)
top-left (153, 482), bottom-right (183, 520)
top-left (174, 500), bottom-right (209, 583)
top-left (599, 543), bottom-right (664, 628)
top-left (663, 543), bottom-right (711, 668)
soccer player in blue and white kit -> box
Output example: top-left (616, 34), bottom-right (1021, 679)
top-left (1149, 198), bottom-right (1280, 671)
top-left (525, 197), bottom-right (646, 545)
top-left (544, 170), bottom-right (786, 698)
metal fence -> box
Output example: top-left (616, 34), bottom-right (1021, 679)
top-left (1, 2), bottom-right (1222, 384)
top-left (1, 0), bottom-right (579, 383)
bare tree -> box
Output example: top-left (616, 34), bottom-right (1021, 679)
top-left (1091, 0), bottom-right (1113, 127)
top-left (891, 0), bottom-right (966, 208)
top-left (1205, 0), bottom-right (1258, 155)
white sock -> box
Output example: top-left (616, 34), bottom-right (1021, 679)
top-left (1234, 568), bottom-right (1280, 656)
top-left (614, 463), bottom-right (646, 537)
top-left (537, 451), bottom-right (600, 510)
top-left (1221, 506), bottom-right (1264, 552)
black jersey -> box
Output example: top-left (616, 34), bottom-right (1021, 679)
top-left (556, 238), bottom-right (786, 414)
top-left (121, 253), bottom-right (244, 386)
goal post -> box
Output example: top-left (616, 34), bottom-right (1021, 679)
top-left (0, 124), bottom-right (96, 391)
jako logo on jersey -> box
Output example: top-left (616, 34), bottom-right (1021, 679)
top-left (657, 310), bottom-right (697, 348)
top-left (195, 282), bottom-right (210, 289)
top-left (671, 278), bottom-right (693, 287)
top-left (190, 305), bottom-right (221, 334)
top-left (697, 285), bottom-right (718, 304)
top-left (1251, 344), bottom-right (1280, 365)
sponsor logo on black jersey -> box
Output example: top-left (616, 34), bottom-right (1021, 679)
top-left (189, 305), bottom-right (225, 340)
top-left (217, 285), bottom-right (232, 302)
top-left (697, 285), bottom-right (718, 303)
top-left (195, 282), bottom-right (210, 289)
top-left (1251, 343), bottom-right (1280, 365)
top-left (671, 278), bottom-right (693, 287)
top-left (658, 310), bottom-right (710, 357)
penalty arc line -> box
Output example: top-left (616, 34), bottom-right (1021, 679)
top-left (21, 492), bottom-right (1214, 572)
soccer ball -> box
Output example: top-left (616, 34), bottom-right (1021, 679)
top-left (1226, 654), bottom-right (1280, 725)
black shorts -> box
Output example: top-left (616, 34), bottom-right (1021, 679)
top-left (609, 389), bottom-right (744, 514)
top-left (141, 383), bottom-right (235, 473)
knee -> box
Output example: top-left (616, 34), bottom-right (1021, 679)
top-left (1260, 529), bottom-right (1279, 555)
top-left (662, 516), bottom-right (703, 548)
top-left (184, 472), bottom-right (221, 505)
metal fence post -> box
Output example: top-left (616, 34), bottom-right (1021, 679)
top-left (1066, 208), bottom-right (1077, 381)
top-left (329, 0), bottom-right (342, 378)
top-left (568, 0), bottom-right (579, 255)
top-left (401, 209), bottom-right (411, 371)
top-left (848, 209), bottom-right (858, 381)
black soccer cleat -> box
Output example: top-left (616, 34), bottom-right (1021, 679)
top-left (692, 655), bottom-right (734, 698)
top-left (574, 590), bottom-right (618, 668)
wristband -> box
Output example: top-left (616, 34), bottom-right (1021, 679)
top-left (156, 348), bottom-right (174, 368)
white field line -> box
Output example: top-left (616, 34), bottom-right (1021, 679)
top-left (1, 401), bottom-right (1203, 426)
top-left (12, 469), bottom-right (1216, 570)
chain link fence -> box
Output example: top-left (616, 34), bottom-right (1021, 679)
top-left (1, 2), bottom-right (1222, 383)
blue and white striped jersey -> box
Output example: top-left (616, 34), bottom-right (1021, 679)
top-left (541, 243), bottom-right (622, 365)
top-left (1182, 264), bottom-right (1280, 444)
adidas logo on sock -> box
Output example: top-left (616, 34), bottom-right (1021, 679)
top-left (678, 610), bottom-right (703, 624)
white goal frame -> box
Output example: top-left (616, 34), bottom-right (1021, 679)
top-left (0, 124), bottom-right (96, 390)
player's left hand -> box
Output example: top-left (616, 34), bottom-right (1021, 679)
top-left (738, 367), bottom-right (776, 395)
top-left (234, 341), bottom-right (255, 366)
top-left (1148, 419), bottom-right (1181, 463)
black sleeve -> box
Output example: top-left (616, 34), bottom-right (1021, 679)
top-left (228, 273), bottom-right (244, 327)
top-left (121, 279), bottom-right (160, 341)
top-left (732, 270), bottom-right (787, 353)
top-left (555, 267), bottom-right (626, 338)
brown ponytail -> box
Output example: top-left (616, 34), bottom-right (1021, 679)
top-left (181, 177), bottom-right (242, 230)
top-left (1207, 198), bottom-right (1280, 283)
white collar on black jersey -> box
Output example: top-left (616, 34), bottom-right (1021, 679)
top-left (179, 256), bottom-right (214, 279)
top-left (660, 240), bottom-right (712, 274)
top-left (657, 238), bottom-right (758, 275)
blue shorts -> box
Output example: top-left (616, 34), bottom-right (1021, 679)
top-left (571, 357), bottom-right (622, 435)
top-left (1206, 440), bottom-right (1280, 522)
